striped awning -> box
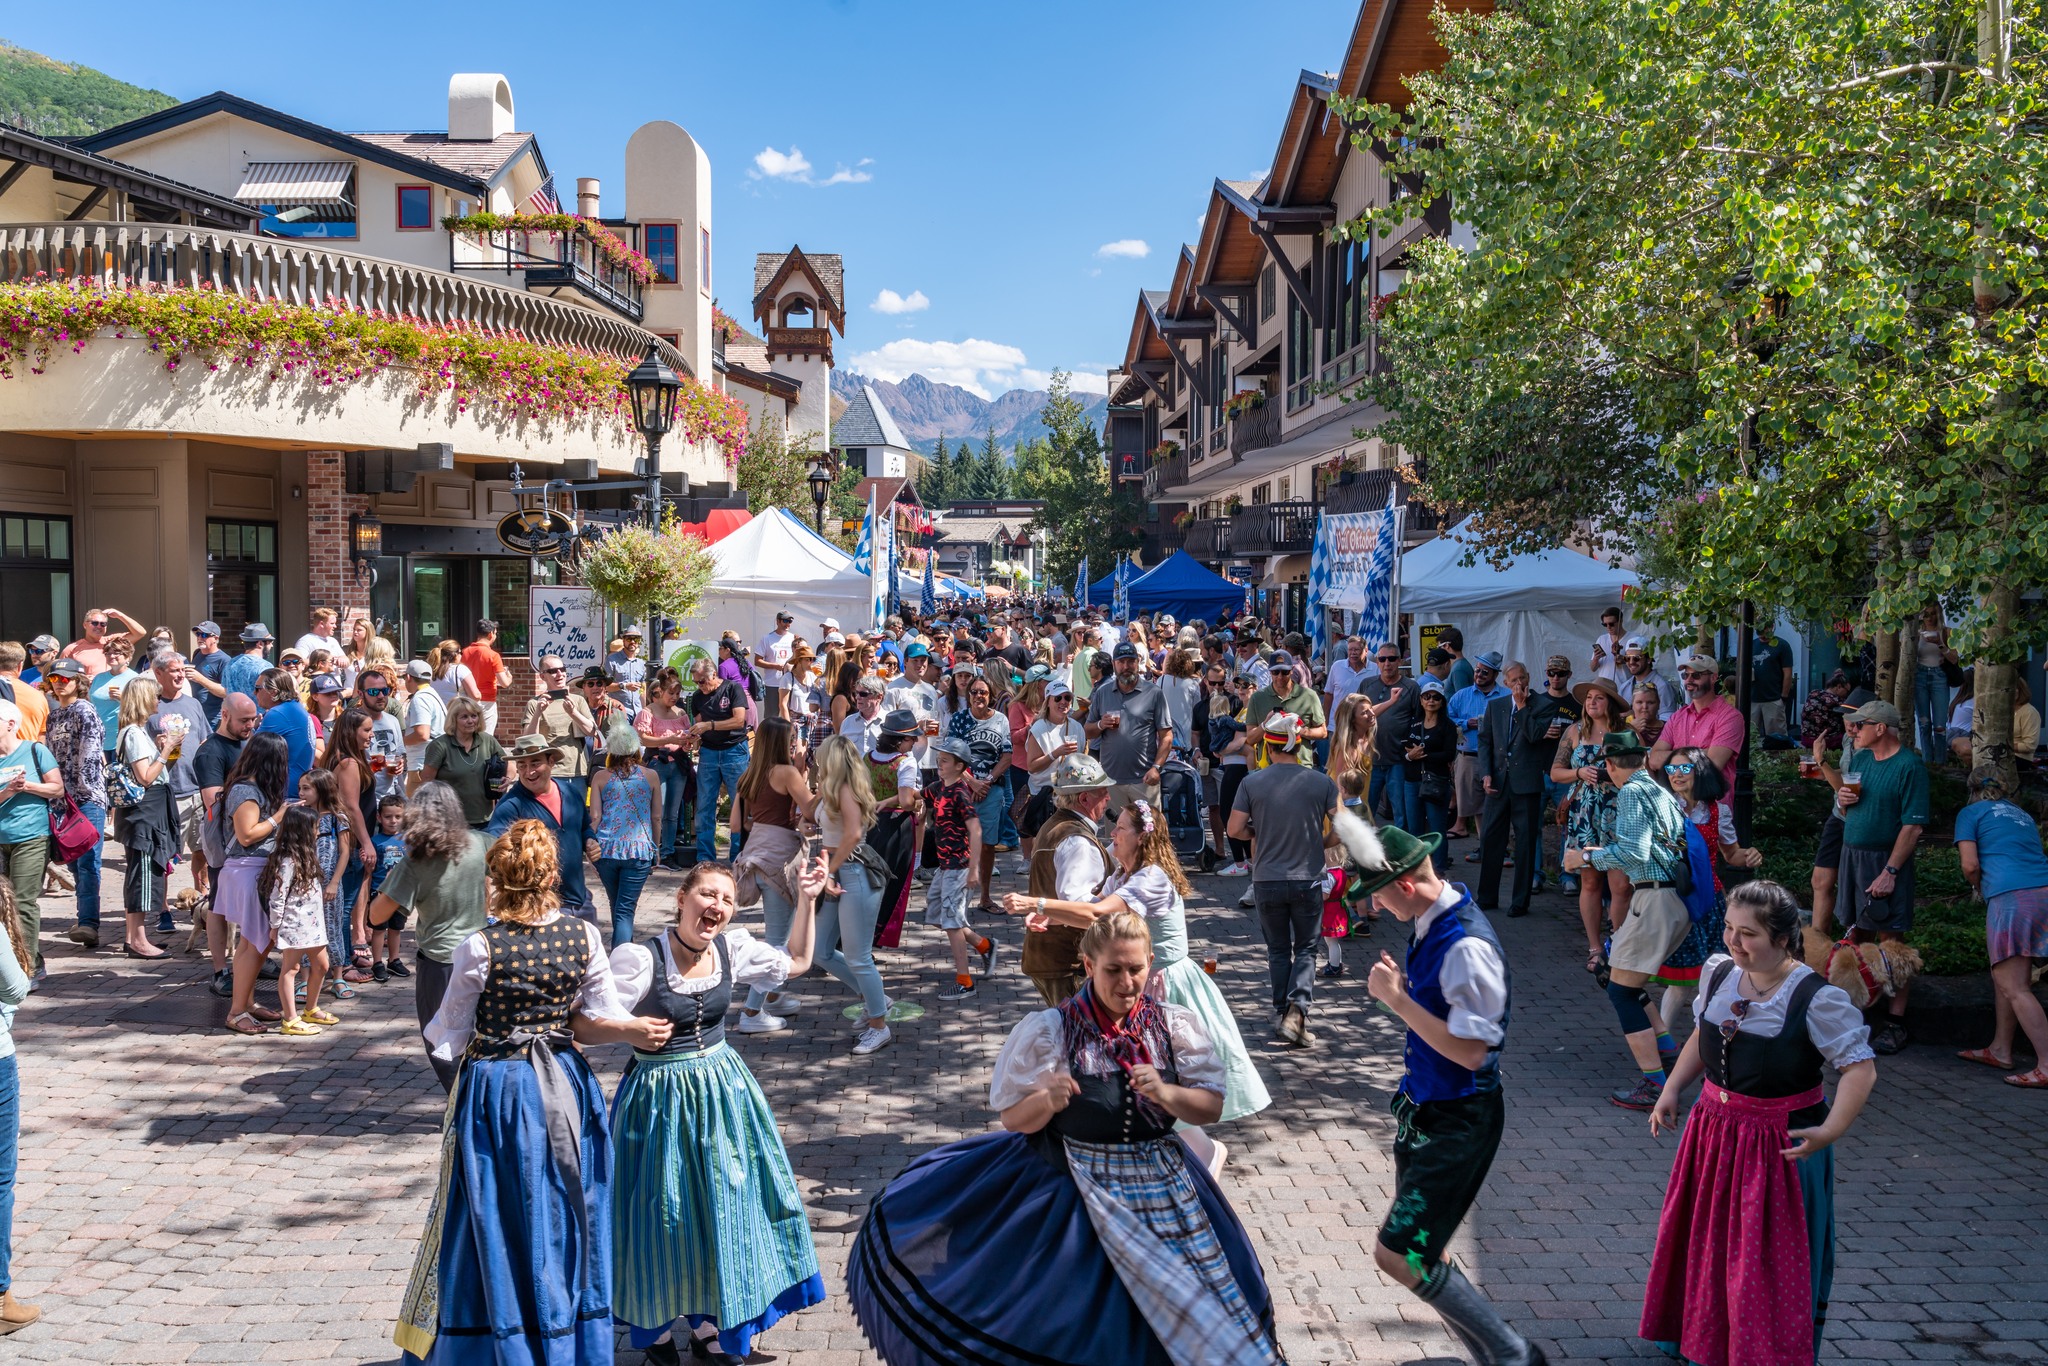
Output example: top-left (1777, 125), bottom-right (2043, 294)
top-left (234, 161), bottom-right (355, 207)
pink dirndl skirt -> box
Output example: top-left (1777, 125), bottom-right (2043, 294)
top-left (212, 857), bottom-right (272, 955)
top-left (1640, 1082), bottom-right (1823, 1366)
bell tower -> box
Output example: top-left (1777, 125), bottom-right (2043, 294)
top-left (752, 246), bottom-right (844, 446)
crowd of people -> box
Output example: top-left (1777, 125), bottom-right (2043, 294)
top-left (0, 590), bottom-right (2039, 1364)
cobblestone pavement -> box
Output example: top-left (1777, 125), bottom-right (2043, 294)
top-left (6, 833), bottom-right (2045, 1364)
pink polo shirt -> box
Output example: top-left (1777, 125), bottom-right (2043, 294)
top-left (1663, 695), bottom-right (1745, 791)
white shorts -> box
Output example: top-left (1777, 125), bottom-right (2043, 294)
top-left (924, 867), bottom-right (972, 931)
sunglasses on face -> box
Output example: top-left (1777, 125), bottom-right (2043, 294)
top-left (86, 619), bottom-right (108, 629)
top-left (543, 666), bottom-right (567, 675)
top-left (1377, 656), bottom-right (1399, 664)
top-left (1668, 762), bottom-right (1696, 774)
top-left (1548, 670), bottom-right (1571, 678)
top-left (362, 687), bottom-right (391, 698)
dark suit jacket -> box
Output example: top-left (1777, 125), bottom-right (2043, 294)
top-left (487, 777), bottom-right (592, 910)
top-left (1476, 695), bottom-right (1570, 795)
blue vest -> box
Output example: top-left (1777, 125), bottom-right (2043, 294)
top-left (1402, 887), bottom-right (1509, 1103)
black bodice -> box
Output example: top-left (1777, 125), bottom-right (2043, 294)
top-left (1699, 961), bottom-right (1832, 1129)
top-left (1047, 1024), bottom-right (1183, 1146)
top-left (467, 918), bottom-right (594, 1060)
top-left (639, 932), bottom-right (732, 1054)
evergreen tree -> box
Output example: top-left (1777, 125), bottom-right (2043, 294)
top-left (975, 425), bottom-right (1011, 500)
top-left (943, 437), bottom-right (973, 505)
top-left (1027, 371), bottom-right (1141, 584)
top-left (1012, 436), bottom-right (1056, 499)
top-left (922, 435), bottom-right (950, 505)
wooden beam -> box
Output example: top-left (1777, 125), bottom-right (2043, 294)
top-left (1249, 220), bottom-right (1315, 313)
top-left (0, 159), bottom-right (27, 200)
top-left (1132, 365), bottom-right (1173, 406)
top-left (1195, 286), bottom-right (1256, 341)
top-left (65, 186), bottom-right (108, 221)
top-left (1166, 338), bottom-right (1203, 390)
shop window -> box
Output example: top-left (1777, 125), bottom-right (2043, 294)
top-left (397, 185), bottom-right (433, 230)
top-left (483, 557), bottom-right (555, 660)
top-left (0, 513), bottom-right (73, 644)
top-left (644, 223), bottom-right (678, 284)
top-left (206, 520), bottom-right (277, 642)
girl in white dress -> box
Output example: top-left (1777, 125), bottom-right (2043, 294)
top-left (1005, 799), bottom-right (1270, 1174)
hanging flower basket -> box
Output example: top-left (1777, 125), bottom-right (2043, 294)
top-left (575, 519), bottom-right (716, 621)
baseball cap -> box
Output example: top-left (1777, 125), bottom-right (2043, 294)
top-left (1545, 654), bottom-right (1573, 674)
top-left (1046, 679), bottom-right (1074, 699)
top-left (776, 610), bottom-right (794, 623)
top-left (310, 673), bottom-right (344, 695)
top-left (1420, 677), bottom-right (1448, 697)
top-left (1839, 699), bottom-right (1903, 728)
top-left (27, 634), bottom-right (59, 654)
top-left (194, 621), bottom-right (222, 638)
top-left (905, 642), bottom-right (930, 660)
top-left (1681, 652), bottom-right (1719, 674)
top-left (1622, 635), bottom-right (1649, 654)
top-left (1268, 649), bottom-right (1298, 673)
top-left (279, 648), bottom-right (305, 664)
top-left (1426, 646), bottom-right (1453, 667)
top-left (821, 617), bottom-right (841, 631)
top-left (404, 659), bottom-right (434, 680)
top-left (1112, 642), bottom-right (1140, 661)
top-left (47, 657), bottom-right (88, 681)
top-left (933, 736), bottom-right (974, 765)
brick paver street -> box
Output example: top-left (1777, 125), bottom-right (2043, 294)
top-left (7, 834), bottom-right (2045, 1364)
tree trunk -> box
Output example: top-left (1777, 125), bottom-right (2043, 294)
top-left (1891, 624), bottom-right (1919, 750)
top-left (1973, 587), bottom-right (2018, 792)
top-left (1872, 621), bottom-right (1899, 713)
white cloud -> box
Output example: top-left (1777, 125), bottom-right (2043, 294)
top-left (870, 288), bottom-right (930, 315)
top-left (751, 148), bottom-right (872, 186)
top-left (1019, 367), bottom-right (1110, 396)
top-left (845, 339), bottom-right (1030, 399)
top-left (1096, 238), bottom-right (1150, 260)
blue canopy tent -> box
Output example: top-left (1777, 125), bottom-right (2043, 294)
top-left (1084, 568), bottom-right (1120, 607)
top-left (1083, 550), bottom-right (1245, 622)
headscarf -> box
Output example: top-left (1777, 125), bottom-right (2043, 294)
top-left (1058, 979), bottom-right (1174, 1129)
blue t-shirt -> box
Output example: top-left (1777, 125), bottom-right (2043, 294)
top-left (1954, 799), bottom-right (2048, 901)
top-left (89, 668), bottom-right (139, 748)
top-left (259, 699), bottom-right (316, 791)
top-left (0, 741), bottom-right (57, 844)
top-left (370, 829), bottom-right (405, 893)
top-left (193, 648), bottom-right (231, 725)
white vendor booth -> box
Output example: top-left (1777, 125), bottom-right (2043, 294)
top-left (689, 508), bottom-right (872, 646)
top-left (1401, 519), bottom-right (1640, 674)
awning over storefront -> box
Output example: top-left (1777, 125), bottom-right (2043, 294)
top-left (1262, 553), bottom-right (1311, 587)
top-left (235, 161), bottom-right (355, 208)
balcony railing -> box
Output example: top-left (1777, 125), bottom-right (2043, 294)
top-left (1229, 398), bottom-right (1281, 460)
top-left (1185, 517), bottom-right (1232, 562)
top-left (766, 326), bottom-right (832, 354)
top-left (1141, 520), bottom-right (1187, 564)
top-left (1230, 499), bottom-right (1318, 557)
top-left (1323, 464), bottom-right (1446, 534)
top-left (449, 227), bottom-right (644, 322)
top-left (0, 222), bottom-right (685, 372)
top-left (1142, 445), bottom-right (1191, 500)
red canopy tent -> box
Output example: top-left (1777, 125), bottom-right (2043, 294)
top-left (673, 507), bottom-right (753, 544)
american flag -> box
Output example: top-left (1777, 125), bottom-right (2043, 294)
top-left (526, 179), bottom-right (562, 214)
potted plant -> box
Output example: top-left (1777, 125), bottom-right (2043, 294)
top-left (1171, 508), bottom-right (1195, 529)
top-left (576, 514), bottom-right (716, 625)
top-left (1223, 494), bottom-right (1244, 515)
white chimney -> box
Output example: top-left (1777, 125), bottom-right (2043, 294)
top-left (447, 74), bottom-right (514, 142)
top-left (576, 178), bottom-right (601, 218)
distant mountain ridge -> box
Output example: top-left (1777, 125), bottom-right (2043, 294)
top-left (832, 370), bottom-right (1109, 455)
top-left (0, 40), bottom-right (176, 136)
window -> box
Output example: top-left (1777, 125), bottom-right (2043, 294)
top-left (643, 223), bottom-right (678, 284)
top-left (1250, 482), bottom-right (1272, 507)
top-left (1278, 475), bottom-right (1292, 502)
top-left (483, 558), bottom-right (554, 659)
top-left (206, 520), bottom-right (277, 643)
top-left (1260, 263), bottom-right (1277, 322)
top-left (396, 185), bottom-right (433, 230)
top-left (701, 227), bottom-right (712, 293)
top-left (1286, 261), bottom-right (1316, 409)
top-left (1323, 237), bottom-right (1371, 372)
top-left (0, 513), bottom-right (72, 644)
top-left (258, 167), bottom-right (357, 240)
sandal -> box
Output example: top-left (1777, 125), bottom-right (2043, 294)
top-left (277, 1017), bottom-right (322, 1037)
top-left (327, 981), bottom-right (358, 1000)
top-left (2004, 1067), bottom-right (2048, 1089)
top-left (249, 1004), bottom-right (283, 1023)
top-left (300, 1007), bottom-right (341, 1026)
top-left (224, 1012), bottom-right (268, 1035)
top-left (1586, 951), bottom-right (1607, 975)
top-left (1958, 1046), bottom-right (2015, 1070)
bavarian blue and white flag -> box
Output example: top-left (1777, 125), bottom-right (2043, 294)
top-left (1112, 555), bottom-right (1131, 623)
top-left (1074, 554), bottom-right (1088, 606)
top-left (920, 549), bottom-right (937, 616)
top-left (1314, 485), bottom-right (1401, 657)
top-left (874, 500), bottom-right (895, 627)
top-left (1306, 513), bottom-right (1334, 661)
top-left (852, 490), bottom-right (874, 573)
top-left (1356, 487), bottom-right (1402, 655)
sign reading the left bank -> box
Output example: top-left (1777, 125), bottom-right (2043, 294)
top-left (529, 587), bottom-right (604, 671)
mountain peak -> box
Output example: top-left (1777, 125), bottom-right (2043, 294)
top-left (832, 370), bottom-right (1107, 455)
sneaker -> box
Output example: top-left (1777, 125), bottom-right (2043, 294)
top-left (853, 1024), bottom-right (893, 1056)
top-left (763, 992), bottom-right (806, 1014)
top-left (1560, 873), bottom-right (1581, 896)
top-left (210, 969), bottom-right (233, 998)
top-left (386, 958), bottom-right (411, 978)
top-left (1238, 888), bottom-right (1256, 908)
top-left (937, 981), bottom-right (978, 1000)
top-left (973, 939), bottom-right (998, 975)
top-left (371, 960), bottom-right (389, 983)
top-left (1281, 1004), bottom-right (1312, 1047)
top-left (1871, 1021), bottom-right (1911, 1056)
top-left (1216, 860), bottom-right (1251, 878)
top-left (156, 916), bottom-right (176, 935)
top-left (1610, 1076), bottom-right (1663, 1110)
top-left (1318, 963), bottom-right (1346, 980)
top-left (737, 1010), bottom-right (789, 1034)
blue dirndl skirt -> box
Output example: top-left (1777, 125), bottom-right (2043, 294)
top-left (847, 1129), bottom-right (1277, 1366)
top-left (610, 1044), bottom-right (824, 1358)
top-left (398, 1048), bottom-right (614, 1365)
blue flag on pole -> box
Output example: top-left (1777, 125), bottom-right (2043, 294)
top-left (1112, 555), bottom-right (1131, 623)
top-left (1357, 487), bottom-right (1401, 654)
top-left (920, 548), bottom-right (936, 616)
top-left (1074, 554), bottom-right (1088, 605)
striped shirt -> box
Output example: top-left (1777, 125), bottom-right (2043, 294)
top-left (1589, 768), bottom-right (1687, 884)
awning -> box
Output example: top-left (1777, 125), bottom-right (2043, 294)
top-left (1262, 553), bottom-right (1312, 587)
top-left (235, 161), bottom-right (355, 208)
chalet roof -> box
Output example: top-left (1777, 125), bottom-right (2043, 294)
top-left (752, 246), bottom-right (847, 329)
top-left (1342, 0), bottom-right (1494, 109)
top-left (349, 131), bottom-right (536, 182)
top-left (1193, 178), bottom-right (1267, 288)
top-left (854, 476), bottom-right (922, 511)
top-left (1265, 70), bottom-right (1343, 207)
top-left (834, 384), bottom-right (911, 452)
top-left (933, 515), bottom-right (1032, 546)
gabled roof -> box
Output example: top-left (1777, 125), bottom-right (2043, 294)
top-left (1117, 290), bottom-right (1175, 375)
top-left (1265, 69), bottom-right (1343, 208)
top-left (1192, 178), bottom-right (1267, 287)
top-left (1341, 0), bottom-right (1495, 110)
top-left (855, 476), bottom-right (923, 511)
top-left (752, 247), bottom-right (847, 331)
top-left (0, 121), bottom-right (257, 230)
top-left (933, 515), bottom-right (1032, 547)
top-left (76, 91), bottom-right (541, 196)
top-left (834, 384), bottom-right (911, 451)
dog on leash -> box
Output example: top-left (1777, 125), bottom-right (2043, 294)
top-left (170, 888), bottom-right (214, 955)
top-left (1799, 927), bottom-right (1922, 1011)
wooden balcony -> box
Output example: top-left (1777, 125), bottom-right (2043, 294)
top-left (766, 325), bottom-right (833, 356)
top-left (1141, 519), bottom-right (1187, 564)
top-left (1229, 398), bottom-right (1281, 460)
top-left (1324, 463), bottom-right (1446, 534)
top-left (1142, 445), bottom-right (1191, 500)
top-left (1229, 499), bottom-right (1318, 556)
top-left (1185, 517), bottom-right (1233, 562)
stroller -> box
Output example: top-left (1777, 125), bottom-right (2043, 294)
top-left (1158, 756), bottom-right (1209, 863)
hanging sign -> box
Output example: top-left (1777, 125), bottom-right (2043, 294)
top-left (529, 586), bottom-right (603, 671)
top-left (497, 507), bottom-right (575, 557)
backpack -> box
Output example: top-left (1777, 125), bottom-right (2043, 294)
top-left (1677, 815), bottom-right (1718, 925)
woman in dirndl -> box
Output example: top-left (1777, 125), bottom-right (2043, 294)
top-left (1641, 881), bottom-right (1877, 1366)
top-left (848, 910), bottom-right (1284, 1366)
top-left (396, 819), bottom-right (667, 1364)
top-left (1651, 746), bottom-right (1764, 1036)
top-left (1002, 799), bottom-right (1270, 1175)
top-left (606, 859), bottom-right (829, 1364)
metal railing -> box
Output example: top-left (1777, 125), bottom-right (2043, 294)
top-left (0, 222), bottom-right (686, 372)
top-left (1142, 445), bottom-right (1191, 500)
top-left (1229, 499), bottom-right (1318, 556)
top-left (450, 227), bottom-right (644, 322)
top-left (1323, 463), bottom-right (1446, 534)
top-left (1185, 517), bottom-right (1232, 562)
top-left (1229, 398), bottom-right (1281, 460)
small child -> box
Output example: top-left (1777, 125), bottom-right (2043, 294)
top-left (300, 769), bottom-right (356, 1002)
top-left (1319, 862), bottom-right (1350, 978)
top-left (262, 805), bottom-right (334, 1036)
top-left (366, 793), bottom-right (408, 981)
top-left (925, 739), bottom-right (994, 999)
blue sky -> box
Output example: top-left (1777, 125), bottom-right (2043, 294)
top-left (10, 0), bottom-right (1362, 397)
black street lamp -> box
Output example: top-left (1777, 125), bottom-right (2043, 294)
top-left (348, 509), bottom-right (382, 591)
top-left (625, 342), bottom-right (684, 645)
top-left (807, 454), bottom-right (832, 533)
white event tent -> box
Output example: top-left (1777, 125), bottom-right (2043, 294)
top-left (1399, 518), bottom-right (1640, 674)
top-left (690, 508), bottom-right (872, 645)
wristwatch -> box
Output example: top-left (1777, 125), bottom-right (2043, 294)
top-left (1883, 865), bottom-right (1900, 877)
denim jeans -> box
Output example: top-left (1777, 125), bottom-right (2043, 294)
top-left (1390, 774), bottom-right (1425, 836)
top-left (1421, 792), bottom-right (1453, 871)
top-left (0, 1053), bottom-right (16, 1293)
top-left (1255, 880), bottom-right (1322, 1016)
top-left (650, 756), bottom-right (689, 858)
top-left (695, 743), bottom-right (750, 863)
top-left (1367, 762), bottom-right (1397, 824)
top-left (973, 781), bottom-right (1017, 850)
top-left (1915, 665), bottom-right (1949, 755)
top-left (815, 860), bottom-right (888, 1019)
top-left (339, 853), bottom-right (366, 966)
top-left (744, 880), bottom-right (797, 1014)
top-left (595, 856), bottom-right (653, 948)
top-left (72, 799), bottom-right (107, 928)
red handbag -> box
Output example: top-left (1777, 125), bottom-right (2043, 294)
top-left (49, 791), bottom-right (100, 865)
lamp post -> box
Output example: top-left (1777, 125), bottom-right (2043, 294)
top-left (625, 343), bottom-right (683, 648)
top-left (806, 454), bottom-right (832, 534)
top-left (347, 509), bottom-right (382, 593)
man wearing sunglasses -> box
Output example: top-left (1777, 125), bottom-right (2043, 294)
top-left (354, 665), bottom-right (409, 799)
top-left (519, 655), bottom-right (597, 780)
top-left (1648, 652), bottom-right (1744, 792)
top-left (1358, 643), bottom-right (1419, 820)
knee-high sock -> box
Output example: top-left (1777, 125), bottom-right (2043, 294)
top-left (1417, 1261), bottom-right (1537, 1366)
